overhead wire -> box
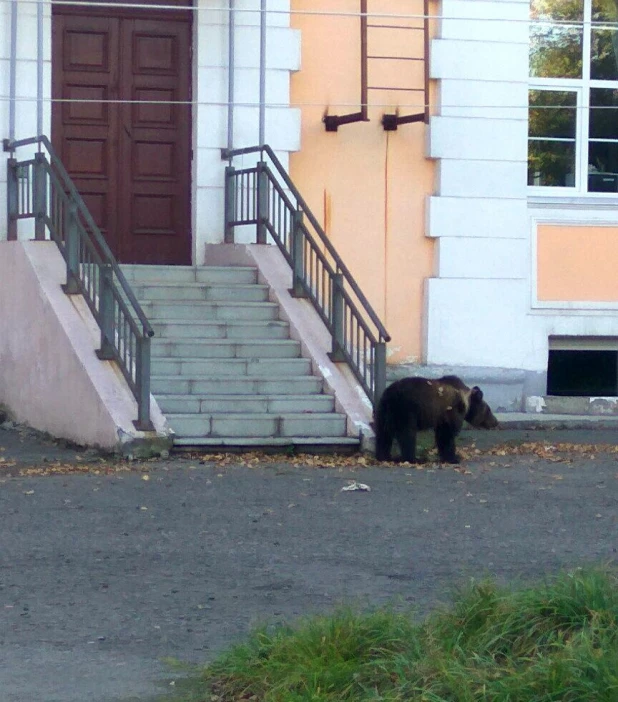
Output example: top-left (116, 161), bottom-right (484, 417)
top-left (8, 0), bottom-right (618, 28)
top-left (4, 1), bottom-right (618, 113)
top-left (1, 98), bottom-right (617, 113)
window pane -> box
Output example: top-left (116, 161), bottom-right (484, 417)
top-left (592, 0), bottom-right (618, 23)
top-left (528, 140), bottom-right (576, 186)
top-left (589, 88), bottom-right (618, 139)
top-left (591, 28), bottom-right (618, 79)
top-left (531, 0), bottom-right (583, 22)
top-left (530, 24), bottom-right (583, 78)
top-left (529, 90), bottom-right (577, 139)
top-left (588, 142), bottom-right (618, 191)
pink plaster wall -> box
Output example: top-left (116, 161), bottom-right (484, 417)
top-left (0, 241), bottom-right (170, 449)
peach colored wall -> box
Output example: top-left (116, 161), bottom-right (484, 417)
top-left (0, 241), bottom-right (170, 449)
top-left (537, 225), bottom-right (618, 302)
top-left (290, 0), bottom-right (434, 364)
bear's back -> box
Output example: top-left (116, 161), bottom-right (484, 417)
top-left (381, 377), bottom-right (465, 430)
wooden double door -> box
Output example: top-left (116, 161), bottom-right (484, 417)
top-left (52, 3), bottom-right (192, 264)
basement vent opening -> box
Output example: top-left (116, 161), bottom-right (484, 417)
top-left (547, 349), bottom-right (618, 397)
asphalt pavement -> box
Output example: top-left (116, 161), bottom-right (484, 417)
top-left (1, 422), bottom-right (617, 702)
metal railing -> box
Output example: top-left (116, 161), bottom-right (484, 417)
top-left (222, 144), bottom-right (390, 408)
top-left (5, 135), bottom-right (154, 430)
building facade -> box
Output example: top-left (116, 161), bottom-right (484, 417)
top-left (2, 0), bottom-right (618, 413)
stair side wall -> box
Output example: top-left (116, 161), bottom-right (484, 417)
top-left (0, 241), bottom-right (171, 451)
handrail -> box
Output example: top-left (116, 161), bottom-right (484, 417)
top-left (8, 135), bottom-right (153, 336)
top-left (222, 144), bottom-right (390, 407)
top-left (223, 144), bottom-right (391, 344)
top-left (6, 135), bottom-right (154, 429)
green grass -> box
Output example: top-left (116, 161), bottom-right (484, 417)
top-left (164, 568), bottom-right (618, 701)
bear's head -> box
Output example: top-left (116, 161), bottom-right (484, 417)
top-left (465, 387), bottom-right (499, 429)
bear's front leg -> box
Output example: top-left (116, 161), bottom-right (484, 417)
top-left (435, 423), bottom-right (459, 464)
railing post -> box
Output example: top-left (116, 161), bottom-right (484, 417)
top-left (62, 203), bottom-right (81, 294)
top-left (290, 210), bottom-right (307, 298)
top-left (7, 158), bottom-right (18, 241)
top-left (329, 272), bottom-right (346, 362)
top-left (33, 152), bottom-right (47, 241)
top-left (134, 335), bottom-right (153, 430)
top-left (224, 165), bottom-right (236, 243)
top-left (96, 264), bottom-right (116, 360)
top-left (374, 340), bottom-right (387, 409)
top-left (256, 160), bottom-right (268, 244)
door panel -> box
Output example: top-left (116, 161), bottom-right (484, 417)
top-left (119, 19), bottom-right (192, 264)
top-left (53, 16), bottom-right (119, 254)
top-left (52, 10), bottom-right (192, 264)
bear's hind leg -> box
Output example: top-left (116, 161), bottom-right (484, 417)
top-left (435, 423), bottom-right (459, 464)
top-left (374, 405), bottom-right (394, 461)
top-left (395, 427), bottom-right (418, 463)
top-left (375, 426), bottom-right (393, 461)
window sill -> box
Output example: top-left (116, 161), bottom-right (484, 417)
top-left (528, 194), bottom-right (618, 210)
top-left (528, 196), bottom-right (618, 225)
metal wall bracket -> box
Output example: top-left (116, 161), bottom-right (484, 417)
top-left (323, 112), bottom-right (369, 133)
top-left (382, 112), bottom-right (426, 131)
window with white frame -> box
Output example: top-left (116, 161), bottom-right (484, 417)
top-left (529, 0), bottom-right (618, 194)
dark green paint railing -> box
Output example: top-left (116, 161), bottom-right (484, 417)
top-left (222, 144), bottom-right (390, 408)
top-left (5, 135), bottom-right (154, 430)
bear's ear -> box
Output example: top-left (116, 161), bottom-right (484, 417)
top-left (471, 386), bottom-right (484, 402)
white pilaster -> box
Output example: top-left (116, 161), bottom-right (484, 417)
top-left (426, 0), bottom-right (533, 368)
top-left (193, 0), bottom-right (301, 260)
top-left (0, 0), bottom-right (52, 241)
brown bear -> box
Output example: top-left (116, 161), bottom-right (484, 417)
top-left (374, 375), bottom-right (498, 464)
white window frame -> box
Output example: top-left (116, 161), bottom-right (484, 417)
top-left (529, 0), bottom-right (618, 198)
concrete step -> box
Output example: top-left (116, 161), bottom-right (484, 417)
top-left (496, 412), bottom-right (618, 429)
top-left (134, 283), bottom-right (270, 303)
top-left (121, 264), bottom-right (258, 285)
top-left (151, 320), bottom-right (291, 340)
top-left (537, 396), bottom-right (618, 416)
top-left (151, 376), bottom-right (324, 396)
top-left (142, 300), bottom-right (280, 322)
top-left (167, 412), bottom-right (348, 439)
top-left (157, 394), bottom-right (336, 414)
top-left (120, 263), bottom-right (358, 448)
top-left (151, 339), bottom-right (301, 359)
top-left (172, 436), bottom-right (360, 449)
top-left (151, 358), bottom-right (312, 377)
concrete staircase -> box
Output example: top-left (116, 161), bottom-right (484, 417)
top-left (121, 265), bottom-right (359, 450)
